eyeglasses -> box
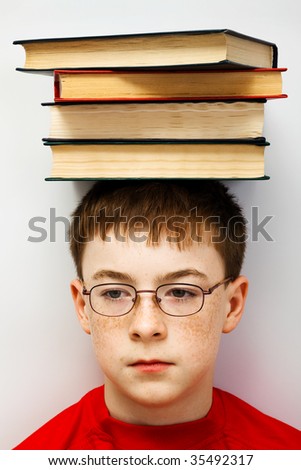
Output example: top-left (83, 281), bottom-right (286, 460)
top-left (82, 277), bottom-right (232, 317)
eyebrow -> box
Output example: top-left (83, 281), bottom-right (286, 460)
top-left (92, 269), bottom-right (134, 283)
top-left (91, 268), bottom-right (208, 285)
top-left (155, 269), bottom-right (208, 283)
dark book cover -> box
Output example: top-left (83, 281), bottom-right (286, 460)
top-left (14, 28), bottom-right (278, 74)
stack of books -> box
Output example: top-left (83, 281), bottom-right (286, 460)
top-left (14, 29), bottom-right (287, 180)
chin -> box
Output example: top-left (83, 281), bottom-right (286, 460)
top-left (126, 383), bottom-right (182, 408)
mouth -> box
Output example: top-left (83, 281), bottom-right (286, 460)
top-left (129, 359), bottom-right (174, 373)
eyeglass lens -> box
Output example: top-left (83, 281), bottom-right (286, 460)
top-left (89, 283), bottom-right (204, 317)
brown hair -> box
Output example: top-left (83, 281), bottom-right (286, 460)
top-left (69, 180), bottom-right (247, 281)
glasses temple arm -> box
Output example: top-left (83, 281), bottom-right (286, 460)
top-left (203, 276), bottom-right (234, 295)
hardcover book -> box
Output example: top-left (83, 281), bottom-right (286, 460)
top-left (43, 138), bottom-right (269, 180)
top-left (53, 69), bottom-right (287, 102)
top-left (14, 29), bottom-right (278, 73)
top-left (44, 100), bottom-right (266, 140)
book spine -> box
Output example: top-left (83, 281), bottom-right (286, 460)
top-left (54, 71), bottom-right (60, 100)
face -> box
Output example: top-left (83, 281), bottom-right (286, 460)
top-left (71, 235), bottom-right (247, 424)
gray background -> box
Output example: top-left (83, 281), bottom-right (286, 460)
top-left (1, 0), bottom-right (300, 450)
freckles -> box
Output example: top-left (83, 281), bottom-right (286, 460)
top-left (89, 316), bottom-right (125, 357)
top-left (174, 292), bottom-right (224, 357)
top-left (179, 293), bottom-right (223, 336)
top-left (91, 315), bottom-right (125, 334)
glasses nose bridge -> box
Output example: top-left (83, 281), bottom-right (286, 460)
top-left (136, 289), bottom-right (157, 296)
top-left (134, 288), bottom-right (161, 309)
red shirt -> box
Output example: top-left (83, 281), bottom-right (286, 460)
top-left (14, 386), bottom-right (301, 450)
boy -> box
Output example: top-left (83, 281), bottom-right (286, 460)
top-left (15, 180), bottom-right (301, 449)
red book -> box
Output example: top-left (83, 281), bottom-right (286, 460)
top-left (54, 68), bottom-right (287, 102)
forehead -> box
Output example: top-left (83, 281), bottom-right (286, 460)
top-left (81, 233), bottom-right (225, 284)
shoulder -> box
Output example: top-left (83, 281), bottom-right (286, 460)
top-left (14, 386), bottom-right (112, 450)
top-left (214, 388), bottom-right (301, 449)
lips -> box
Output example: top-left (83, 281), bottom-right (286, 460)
top-left (129, 359), bottom-right (173, 372)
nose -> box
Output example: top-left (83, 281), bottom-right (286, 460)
top-left (128, 292), bottom-right (168, 342)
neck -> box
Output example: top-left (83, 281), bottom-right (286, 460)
top-left (104, 378), bottom-right (213, 426)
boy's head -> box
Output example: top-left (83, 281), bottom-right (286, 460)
top-left (69, 180), bottom-right (248, 425)
top-left (70, 180), bottom-right (247, 281)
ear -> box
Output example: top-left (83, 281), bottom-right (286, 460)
top-left (70, 279), bottom-right (91, 335)
top-left (222, 275), bottom-right (248, 334)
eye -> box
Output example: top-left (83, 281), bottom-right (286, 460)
top-left (105, 290), bottom-right (124, 299)
top-left (166, 288), bottom-right (197, 299)
top-left (93, 285), bottom-right (134, 302)
top-left (102, 289), bottom-right (131, 300)
top-left (171, 289), bottom-right (188, 298)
